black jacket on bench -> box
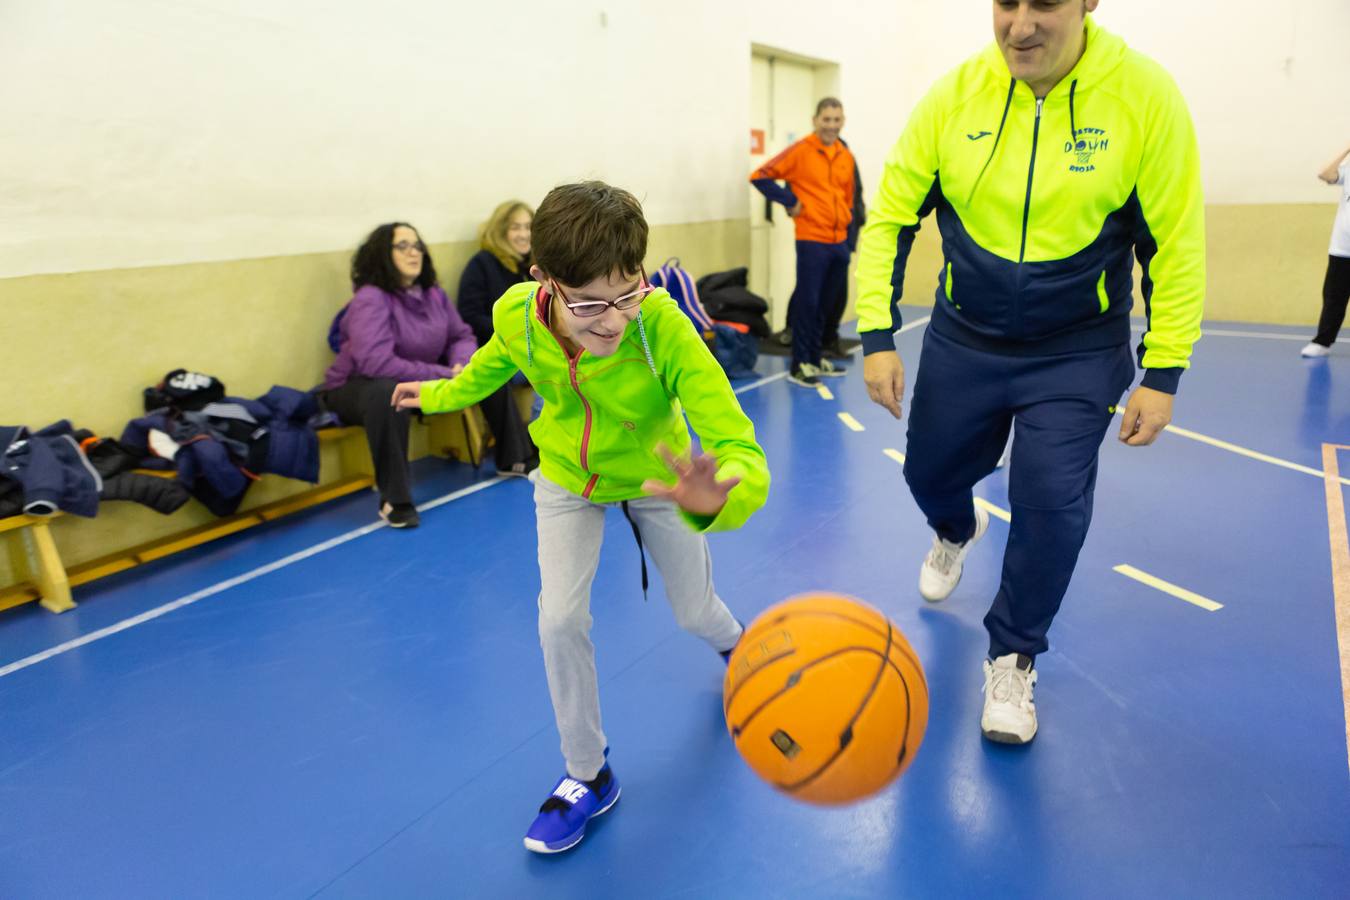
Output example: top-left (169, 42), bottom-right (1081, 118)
top-left (0, 421), bottom-right (102, 518)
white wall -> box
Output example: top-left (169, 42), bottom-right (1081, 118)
top-left (3, 0), bottom-right (1346, 279)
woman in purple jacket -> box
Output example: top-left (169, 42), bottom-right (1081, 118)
top-left (321, 223), bottom-right (476, 528)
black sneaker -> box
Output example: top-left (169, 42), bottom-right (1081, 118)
top-left (787, 365), bottom-right (820, 388)
top-left (822, 339), bottom-right (850, 361)
top-left (380, 500), bottom-right (420, 528)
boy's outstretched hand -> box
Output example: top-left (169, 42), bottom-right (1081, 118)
top-left (643, 446), bottom-right (740, 517)
top-left (391, 381), bottom-right (423, 411)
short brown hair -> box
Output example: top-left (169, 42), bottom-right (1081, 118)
top-left (815, 97), bottom-right (843, 116)
top-left (531, 181), bottom-right (648, 287)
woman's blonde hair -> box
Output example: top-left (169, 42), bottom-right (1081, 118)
top-left (479, 200), bottom-right (534, 273)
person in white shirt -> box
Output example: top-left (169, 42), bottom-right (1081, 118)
top-left (1302, 142), bottom-right (1350, 358)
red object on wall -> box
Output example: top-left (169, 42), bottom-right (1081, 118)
top-left (750, 128), bottom-right (765, 155)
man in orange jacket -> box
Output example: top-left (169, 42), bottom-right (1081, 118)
top-left (751, 97), bottom-right (857, 387)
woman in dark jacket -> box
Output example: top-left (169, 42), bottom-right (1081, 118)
top-left (456, 200), bottom-right (538, 476)
top-left (322, 222), bottom-right (476, 529)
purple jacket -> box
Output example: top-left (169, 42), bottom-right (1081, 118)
top-left (323, 284), bottom-right (478, 390)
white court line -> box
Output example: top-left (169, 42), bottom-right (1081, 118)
top-left (974, 496), bottom-right (1012, 523)
top-left (0, 478), bottom-right (508, 680)
top-left (1113, 564), bottom-right (1223, 612)
top-left (734, 314), bottom-right (930, 399)
top-left (837, 412), bottom-right (864, 432)
top-left (733, 372), bottom-right (786, 394)
top-left (816, 384), bottom-right (835, 400)
top-left (1113, 409), bottom-right (1350, 487)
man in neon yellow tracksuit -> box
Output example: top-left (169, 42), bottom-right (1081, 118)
top-left (391, 182), bottom-right (769, 853)
top-left (856, 2), bottom-right (1204, 744)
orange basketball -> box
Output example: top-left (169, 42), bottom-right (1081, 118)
top-left (723, 593), bottom-right (928, 805)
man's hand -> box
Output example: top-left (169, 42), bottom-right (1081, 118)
top-left (1117, 386), bottom-right (1173, 446)
top-left (391, 381), bottom-right (423, 411)
top-left (448, 363), bottom-right (465, 377)
top-left (642, 446), bottom-right (741, 517)
top-left (787, 201), bottom-right (804, 218)
top-left (863, 351), bottom-right (906, 420)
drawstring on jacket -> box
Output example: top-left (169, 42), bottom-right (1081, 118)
top-left (1068, 78), bottom-right (1079, 146)
top-left (968, 77), bottom-right (1017, 204)
top-left (968, 76), bottom-right (1082, 204)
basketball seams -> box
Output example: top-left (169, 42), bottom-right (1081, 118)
top-left (728, 645), bottom-right (887, 736)
top-left (723, 595), bottom-right (928, 805)
top-left (722, 647), bottom-right (798, 715)
top-left (776, 620), bottom-right (894, 793)
top-left (741, 608), bottom-right (926, 676)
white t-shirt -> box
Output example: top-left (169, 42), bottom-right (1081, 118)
top-left (1331, 160), bottom-right (1350, 258)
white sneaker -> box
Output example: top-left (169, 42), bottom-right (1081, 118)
top-left (1301, 342), bottom-right (1331, 358)
top-left (981, 653), bottom-right (1038, 744)
top-left (918, 504), bottom-right (989, 602)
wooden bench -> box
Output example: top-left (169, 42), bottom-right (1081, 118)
top-left (0, 401), bottom-right (505, 616)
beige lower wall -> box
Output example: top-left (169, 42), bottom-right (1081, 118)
top-left (0, 218), bottom-right (749, 589)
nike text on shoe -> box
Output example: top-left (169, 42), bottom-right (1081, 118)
top-left (522, 765), bottom-right (621, 854)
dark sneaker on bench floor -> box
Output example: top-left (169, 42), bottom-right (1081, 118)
top-left (380, 500), bottom-right (420, 529)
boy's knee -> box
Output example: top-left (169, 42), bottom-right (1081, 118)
top-left (668, 592), bottom-right (714, 631)
top-left (538, 604), bottom-right (591, 643)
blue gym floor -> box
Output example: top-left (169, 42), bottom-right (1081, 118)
top-left (2, 306), bottom-right (1347, 898)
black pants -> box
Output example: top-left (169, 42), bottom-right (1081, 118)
top-left (1313, 254), bottom-right (1350, 347)
top-left (320, 377), bottom-right (412, 506)
top-left (478, 383), bottom-right (537, 471)
top-left (786, 253), bottom-right (850, 346)
top-left (788, 240), bottom-right (851, 368)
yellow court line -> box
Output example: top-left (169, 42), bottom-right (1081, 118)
top-left (837, 412), bottom-right (864, 432)
top-left (1319, 444), bottom-right (1350, 777)
top-left (816, 384), bottom-right (834, 400)
top-left (1113, 410), bottom-right (1350, 487)
top-left (883, 448), bottom-right (906, 466)
top-left (1112, 564), bottom-right (1223, 612)
top-left (974, 497), bottom-right (1011, 523)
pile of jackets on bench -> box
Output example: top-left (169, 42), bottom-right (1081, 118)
top-left (1, 420), bottom-right (193, 519)
top-left (1, 371), bottom-right (325, 520)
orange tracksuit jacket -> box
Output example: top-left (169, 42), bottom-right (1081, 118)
top-left (750, 133), bottom-right (856, 244)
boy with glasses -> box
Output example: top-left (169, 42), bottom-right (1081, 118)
top-left (391, 181), bottom-right (769, 854)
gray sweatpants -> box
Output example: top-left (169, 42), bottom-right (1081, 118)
top-left (532, 471), bottom-right (742, 781)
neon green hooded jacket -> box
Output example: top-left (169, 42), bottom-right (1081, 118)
top-left (418, 283), bottom-right (769, 532)
top-left (856, 16), bottom-right (1204, 393)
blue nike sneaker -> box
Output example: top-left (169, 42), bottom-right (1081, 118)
top-left (522, 764), bottom-right (621, 854)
